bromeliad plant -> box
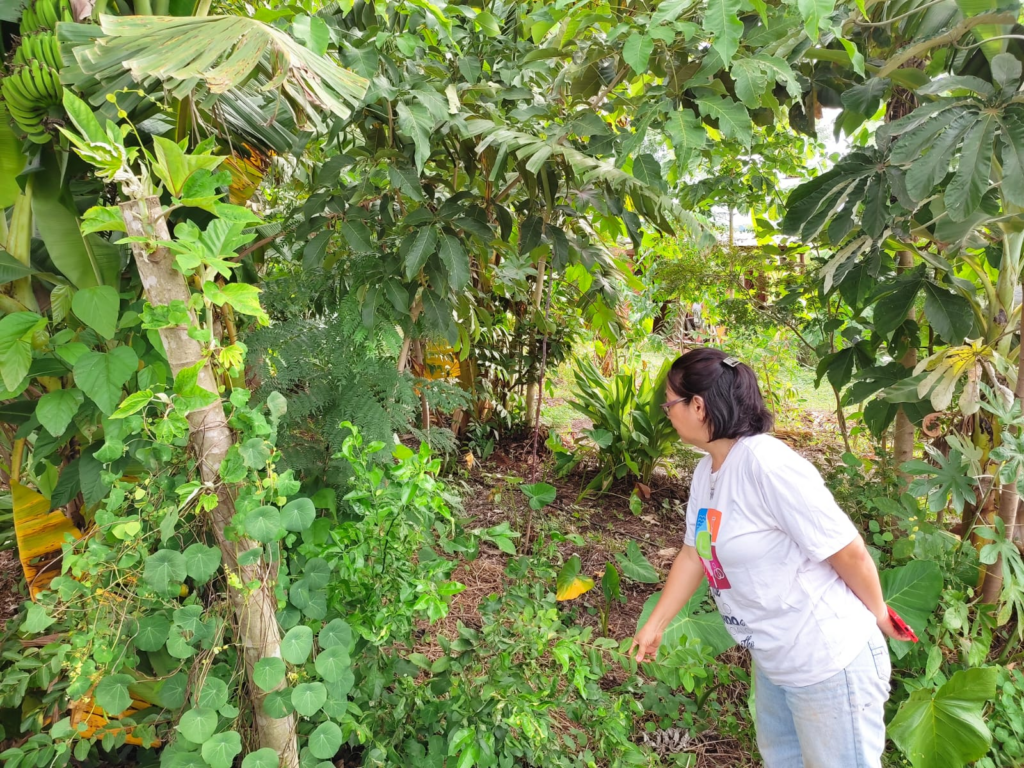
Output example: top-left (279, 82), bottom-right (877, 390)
top-left (566, 356), bottom-right (678, 497)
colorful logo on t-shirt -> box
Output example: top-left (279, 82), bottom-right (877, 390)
top-left (695, 508), bottom-right (730, 589)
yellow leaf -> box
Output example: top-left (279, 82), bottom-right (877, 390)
top-left (556, 575), bottom-right (595, 601)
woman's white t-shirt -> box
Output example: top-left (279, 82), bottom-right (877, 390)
top-left (684, 433), bottom-right (875, 687)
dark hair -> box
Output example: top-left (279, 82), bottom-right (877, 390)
top-left (667, 347), bottom-right (773, 441)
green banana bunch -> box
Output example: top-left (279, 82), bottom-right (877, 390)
top-left (0, 60), bottom-right (64, 144)
top-left (12, 32), bottom-right (63, 71)
top-left (19, 0), bottom-right (72, 34)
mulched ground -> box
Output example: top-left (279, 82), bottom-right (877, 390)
top-left (0, 549), bottom-right (24, 626)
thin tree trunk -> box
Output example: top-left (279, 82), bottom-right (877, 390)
top-left (893, 251), bottom-right (917, 486)
top-left (981, 272), bottom-right (1024, 603)
top-left (524, 252), bottom-right (548, 425)
top-left (121, 197), bottom-right (299, 766)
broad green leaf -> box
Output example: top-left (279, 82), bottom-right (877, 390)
top-left (637, 582), bottom-right (735, 656)
top-left (402, 226), bottom-right (439, 279)
top-left (797, 0), bottom-right (835, 41)
top-left (697, 97), bottom-right (752, 146)
top-left (602, 562), bottom-right (621, 603)
top-left (183, 543), bottom-right (222, 584)
top-left (731, 58), bottom-right (769, 108)
top-left (520, 482), bottom-right (556, 510)
top-left (922, 283), bottom-right (973, 344)
top-left (95, 674), bottom-right (135, 716)
top-left (62, 90), bottom-right (107, 145)
top-left (110, 389), bottom-right (154, 419)
top-left (36, 388), bottom-right (85, 438)
top-left (632, 154), bottom-right (663, 190)
top-left (292, 14), bottom-right (330, 55)
top-left (905, 113), bottom-right (976, 202)
top-left (341, 220), bottom-right (374, 253)
top-left (202, 731), bottom-right (242, 768)
top-left (888, 667), bottom-right (998, 768)
top-left (475, 9), bottom-right (500, 36)
top-left (135, 614), bottom-right (171, 652)
top-left (216, 283), bottom-right (266, 320)
top-left (74, 347), bottom-right (139, 415)
top-left (664, 109), bottom-right (706, 171)
top-left (0, 251), bottom-right (37, 284)
top-left (396, 100), bottom-right (434, 172)
top-left (198, 678), bottom-right (229, 710)
top-left (281, 497), bottom-right (316, 532)
top-left (152, 136), bottom-right (224, 197)
top-left (244, 506), bottom-right (283, 543)
top-left (80, 205), bottom-right (127, 235)
top-left (319, 618), bottom-right (352, 650)
top-left (303, 558), bottom-right (332, 589)
top-left (556, 555), bottom-right (595, 601)
top-left (881, 559), bottom-right (943, 659)
top-left (314, 645), bottom-right (350, 682)
top-left (242, 749), bottom-right (280, 768)
top-left (239, 438), bottom-right (272, 469)
top-left (615, 541), bottom-right (660, 583)
top-left (261, 688), bottom-right (294, 718)
top-left (302, 231), bottom-right (331, 270)
top-left (944, 113), bottom-right (994, 221)
top-left (0, 312), bottom-right (47, 391)
top-left (873, 273), bottom-right (924, 336)
top-left (291, 682), bottom-right (327, 716)
top-left (437, 234), bottom-right (470, 290)
top-left (253, 657), bottom-right (286, 692)
top-left (281, 625), bottom-right (313, 664)
top-left (703, 0), bottom-right (743, 65)
top-left (34, 148), bottom-right (120, 289)
top-left (144, 549), bottom-right (188, 595)
top-left (308, 721), bottom-right (343, 760)
top-left (21, 602), bottom-right (56, 633)
top-left (623, 33), bottom-right (654, 74)
top-left (173, 361), bottom-right (219, 412)
top-left (71, 285), bottom-right (120, 339)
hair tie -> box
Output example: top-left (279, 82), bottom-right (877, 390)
top-left (722, 357), bottom-right (740, 368)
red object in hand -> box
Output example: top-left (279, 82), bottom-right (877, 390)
top-left (887, 606), bottom-right (919, 643)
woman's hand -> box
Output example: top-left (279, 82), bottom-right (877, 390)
top-left (876, 611), bottom-right (902, 641)
top-left (876, 607), bottom-right (917, 642)
top-left (629, 623), bottom-right (664, 663)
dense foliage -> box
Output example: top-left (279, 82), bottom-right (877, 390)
top-left (2, 0), bottom-right (1024, 766)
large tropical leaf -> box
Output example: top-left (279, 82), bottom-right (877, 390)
top-left (880, 559), bottom-right (943, 659)
top-left (888, 667), bottom-right (998, 768)
top-left (637, 582), bottom-right (735, 657)
top-left (60, 15), bottom-right (369, 130)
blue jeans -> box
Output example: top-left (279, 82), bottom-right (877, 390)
top-left (755, 629), bottom-right (891, 767)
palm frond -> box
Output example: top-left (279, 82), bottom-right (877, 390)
top-left (59, 15), bottom-right (368, 130)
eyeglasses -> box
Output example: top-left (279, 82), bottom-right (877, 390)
top-left (660, 397), bottom-right (688, 415)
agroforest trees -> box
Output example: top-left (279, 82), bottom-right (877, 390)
top-left (0, 0), bottom-right (1023, 767)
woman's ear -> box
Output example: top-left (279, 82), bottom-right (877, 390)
top-left (692, 395), bottom-right (706, 421)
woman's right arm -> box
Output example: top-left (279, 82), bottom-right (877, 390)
top-left (629, 545), bottom-right (706, 662)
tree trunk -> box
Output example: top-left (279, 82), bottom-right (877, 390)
top-left (893, 251), bottom-right (917, 486)
top-left (981, 277), bottom-right (1024, 603)
top-left (121, 197), bottom-right (299, 766)
top-left (524, 252), bottom-right (547, 425)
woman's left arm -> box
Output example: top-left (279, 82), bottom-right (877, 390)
top-left (827, 537), bottom-right (903, 640)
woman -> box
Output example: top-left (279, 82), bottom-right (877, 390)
top-left (630, 348), bottom-right (907, 768)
